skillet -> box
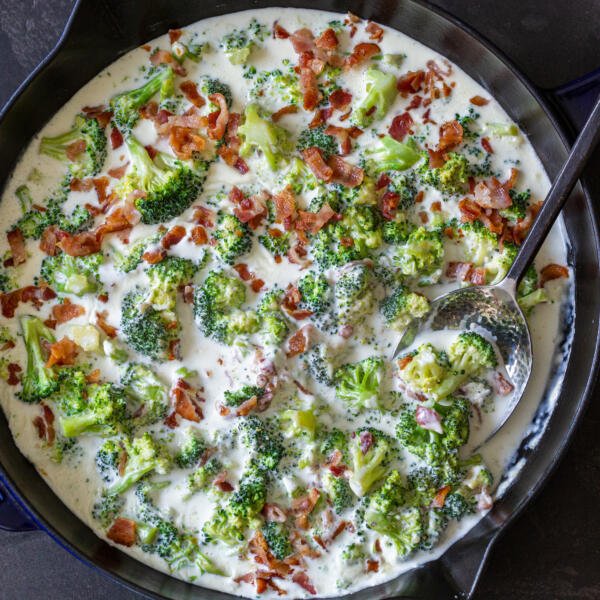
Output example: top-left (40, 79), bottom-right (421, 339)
top-left (0, 1), bottom-right (599, 598)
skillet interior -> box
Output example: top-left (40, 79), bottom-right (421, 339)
top-left (0, 1), bottom-right (598, 598)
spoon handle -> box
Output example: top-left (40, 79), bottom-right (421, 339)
top-left (505, 93), bottom-right (600, 283)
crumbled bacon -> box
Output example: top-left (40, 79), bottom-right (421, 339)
top-left (107, 518), bottom-right (137, 547)
top-left (207, 93), bottom-right (229, 140)
top-left (469, 267), bottom-right (486, 285)
top-left (446, 261), bottom-right (474, 283)
top-left (161, 225), bottom-right (187, 249)
top-left (190, 225), bottom-right (208, 245)
top-left (299, 67), bottom-right (321, 111)
top-left (286, 326), bottom-right (309, 357)
top-left (512, 201), bottom-right (542, 245)
top-left (271, 104), bottom-right (299, 122)
top-left (96, 310), bottom-right (117, 338)
top-left (52, 299), bottom-right (85, 324)
top-left (46, 337), bottom-right (80, 368)
top-left (292, 572), bottom-right (317, 595)
top-left (65, 139), bottom-right (87, 161)
top-left (301, 147), bottom-right (333, 182)
top-left (110, 126), bottom-right (124, 149)
top-left (1, 285), bottom-right (56, 318)
top-left (273, 21), bottom-right (290, 39)
top-left (474, 178), bottom-right (512, 209)
top-left (70, 178), bottom-right (94, 192)
top-left (470, 95), bottom-right (490, 106)
top-left (397, 70), bottom-right (425, 94)
top-left (150, 49), bottom-right (186, 76)
top-left (233, 190), bottom-right (269, 228)
top-left (82, 105), bottom-right (112, 128)
top-left (389, 112), bottom-right (414, 141)
top-left (213, 473), bottom-right (234, 492)
top-left (415, 405), bottom-right (443, 434)
top-left (458, 198), bottom-right (482, 222)
top-left (329, 89), bottom-right (352, 111)
top-left (93, 176), bottom-right (110, 206)
top-left (359, 430), bottom-right (374, 454)
top-left (295, 203), bottom-right (336, 234)
top-left (324, 125), bottom-right (351, 155)
top-left (481, 137), bottom-right (494, 153)
top-left (407, 94), bottom-right (423, 110)
top-left (327, 155), bottom-right (364, 187)
top-left (540, 263), bottom-right (569, 286)
top-left (432, 485), bottom-right (452, 508)
top-left (366, 560), bottom-right (380, 573)
top-left (315, 27), bottom-right (338, 50)
top-left (171, 379), bottom-right (204, 422)
top-left (273, 185), bottom-right (297, 226)
top-left (142, 246), bottom-right (166, 264)
top-left (7, 228), bottom-right (26, 265)
top-left (263, 503), bottom-right (287, 523)
top-left (289, 28), bottom-right (315, 53)
top-left (108, 163), bottom-right (128, 179)
top-left (192, 205), bottom-right (216, 228)
top-left (56, 230), bottom-right (102, 257)
top-left (168, 28), bottom-right (183, 43)
top-left (7, 363), bottom-right (21, 385)
top-left (493, 372), bottom-right (514, 396)
top-left (345, 42), bottom-right (380, 69)
top-left (438, 120), bottom-right (463, 151)
top-left (365, 21), bottom-right (384, 41)
top-left (180, 80), bottom-right (205, 107)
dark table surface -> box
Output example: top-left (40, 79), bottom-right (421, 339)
top-left (1, 1), bottom-right (599, 599)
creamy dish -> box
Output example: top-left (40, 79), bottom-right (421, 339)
top-left (0, 8), bottom-right (570, 599)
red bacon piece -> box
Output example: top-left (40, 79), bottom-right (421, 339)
top-left (299, 67), bottom-right (321, 111)
top-left (271, 104), bottom-right (298, 122)
top-left (295, 203), bottom-right (336, 234)
top-left (96, 311), bottom-right (117, 338)
top-left (171, 379), bottom-right (203, 422)
top-left (7, 228), bottom-right (27, 265)
top-left (52, 299), bottom-right (85, 324)
top-left (365, 21), bottom-right (384, 41)
top-left (415, 405), bottom-right (443, 434)
top-left (438, 120), bottom-right (463, 151)
top-left (474, 178), bottom-right (512, 209)
top-left (161, 225), bottom-right (187, 249)
top-left (273, 21), bottom-right (290, 39)
top-left (470, 95), bottom-right (490, 106)
top-left (107, 518), bottom-right (137, 547)
top-left (327, 155), bottom-right (364, 187)
top-left (397, 70), bottom-right (425, 94)
top-left (286, 326), bottom-right (309, 357)
top-left (46, 337), bottom-right (80, 368)
top-left (180, 80), bottom-right (205, 108)
top-left (292, 572), bottom-right (317, 595)
top-left (345, 42), bottom-right (380, 69)
top-left (539, 263), bottom-right (569, 286)
top-left (190, 225), bottom-right (208, 245)
top-left (329, 89), bottom-right (352, 110)
top-left (388, 112), bottom-right (414, 141)
top-left (315, 27), bottom-right (338, 50)
top-left (273, 185), bottom-right (297, 226)
top-left (207, 93), bottom-right (229, 140)
top-left (1, 285), bottom-right (56, 318)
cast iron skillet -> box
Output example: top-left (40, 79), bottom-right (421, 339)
top-left (0, 1), bottom-right (599, 598)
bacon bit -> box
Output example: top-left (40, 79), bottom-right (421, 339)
top-left (33, 416), bottom-right (46, 439)
top-left (426, 148), bottom-right (445, 169)
top-left (512, 201), bottom-right (542, 245)
top-left (251, 279), bottom-right (265, 293)
top-left (213, 473), bottom-right (234, 493)
top-left (327, 155), bottom-right (364, 187)
top-left (86, 369), bottom-right (101, 383)
top-left (271, 104), bottom-right (298, 122)
top-left (286, 326), bottom-right (309, 357)
top-left (92, 176), bottom-right (110, 206)
top-left (168, 125), bottom-right (206, 159)
top-left (82, 105), bottom-right (113, 128)
top-left (180, 80), bottom-right (205, 108)
top-left (107, 518), bottom-right (137, 547)
top-left (270, 186), bottom-right (295, 228)
top-left (476, 489), bottom-right (493, 511)
top-left (273, 21), bottom-right (290, 38)
top-left (315, 27), bottom-right (338, 50)
top-left (139, 101), bottom-right (158, 120)
top-left (389, 112), bottom-right (414, 141)
top-left (432, 485), bottom-right (451, 509)
top-left (292, 571), bottom-right (317, 596)
top-left (366, 560), bottom-right (380, 573)
top-left (469, 267), bottom-right (486, 286)
top-left (438, 120), bottom-right (463, 151)
top-left (161, 225), bottom-right (187, 249)
top-left (57, 230), bottom-right (102, 257)
top-left (415, 190), bottom-right (424, 204)
top-left (365, 21), bottom-right (384, 41)
top-left (416, 405), bottom-right (443, 434)
top-left (150, 49), bottom-right (186, 76)
top-left (142, 247), bottom-right (166, 264)
top-left (345, 42), bottom-right (381, 69)
top-left (46, 337), bottom-right (80, 368)
top-left (1, 340), bottom-right (15, 351)
top-left (540, 263), bottom-right (569, 286)
top-left (207, 93), bottom-right (229, 140)
top-left (233, 263), bottom-right (253, 281)
top-left (458, 198), bottom-right (482, 222)
top-left (234, 190), bottom-right (269, 228)
top-left (190, 225), bottom-right (208, 245)
top-left (470, 95), bottom-right (490, 106)
top-left (69, 178), bottom-right (93, 192)
top-left (289, 28), bottom-right (315, 53)
top-left (481, 137), bottom-right (494, 154)
top-left (192, 205), bottom-right (215, 228)
top-left (359, 430), bottom-right (375, 455)
top-left (110, 126), bottom-right (124, 149)
top-left (164, 411), bottom-right (178, 428)
top-left (397, 70), bottom-right (425, 94)
top-left (7, 363), bottom-right (21, 385)
top-left (168, 28), bottom-right (183, 43)
top-left (422, 108), bottom-right (435, 124)
top-left (7, 229), bottom-right (26, 265)
top-left (1, 285), bottom-right (57, 318)
top-left (263, 503), bottom-right (288, 523)
top-left (282, 284), bottom-right (301, 310)
top-left (107, 163), bottom-right (128, 180)
top-left (65, 139), bottom-right (87, 161)
top-left (493, 372), bottom-right (514, 396)
top-left (474, 178), bottom-right (512, 209)
top-left (295, 204), bottom-right (336, 234)
top-left (96, 310), bottom-right (117, 338)
top-left (299, 67), bottom-right (321, 111)
top-left (52, 299), bottom-right (85, 324)
top-left (430, 201), bottom-right (442, 213)
top-left (446, 261), bottom-right (474, 283)
top-left (302, 147), bottom-right (333, 182)
top-left (38, 225), bottom-right (60, 257)
top-left (419, 211), bottom-right (429, 224)
top-left (407, 94), bottom-right (423, 110)
top-left (329, 88), bottom-right (352, 110)
top-left (171, 379), bottom-right (203, 422)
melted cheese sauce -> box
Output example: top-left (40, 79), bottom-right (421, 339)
top-left (0, 8), bottom-right (569, 599)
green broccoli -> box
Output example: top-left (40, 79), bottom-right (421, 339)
top-left (298, 271), bottom-right (331, 315)
top-left (145, 256), bottom-right (197, 310)
top-left (395, 227), bottom-right (444, 284)
top-left (352, 67), bottom-right (398, 127)
top-left (110, 67), bottom-right (174, 134)
top-left (335, 357), bottom-right (385, 411)
top-left (238, 415), bottom-right (285, 474)
top-left (250, 68), bottom-right (303, 110)
top-left (92, 491), bottom-right (124, 528)
top-left (334, 263), bottom-right (375, 326)
top-left (220, 18), bottom-right (266, 65)
top-left (319, 427), bottom-right (349, 463)
top-left (306, 343), bottom-right (337, 386)
top-left (95, 438), bottom-right (121, 482)
top-left (51, 367), bottom-right (88, 415)
top-left (186, 456), bottom-right (222, 496)
top-left (121, 363), bottom-right (169, 426)
top-left (259, 228), bottom-right (290, 257)
top-left (213, 213), bottom-right (252, 265)
top-left (262, 521), bottom-right (292, 560)
top-left (518, 265), bottom-right (549, 314)
top-left (200, 77), bottom-right (233, 108)
top-left (323, 471), bottom-right (355, 514)
top-left (348, 429), bottom-right (391, 496)
top-left (448, 332), bottom-right (497, 376)
top-left (113, 232), bottom-right (163, 273)
top-left (501, 188), bottom-right (530, 221)
top-left (176, 429), bottom-right (207, 469)
top-left (40, 252), bottom-right (103, 296)
top-left (364, 135), bottom-right (421, 174)
top-left (380, 286), bottom-right (430, 331)
top-left (224, 385), bottom-right (265, 407)
top-left (296, 126), bottom-right (338, 160)
top-left (19, 315), bottom-right (58, 403)
top-left (118, 136), bottom-right (207, 224)
top-left (60, 382), bottom-right (128, 438)
top-left (420, 152), bottom-right (469, 195)
top-left (460, 221), bottom-right (498, 266)
top-left (280, 409), bottom-right (317, 440)
top-left (39, 115), bottom-right (107, 178)
top-left (237, 103), bottom-right (291, 170)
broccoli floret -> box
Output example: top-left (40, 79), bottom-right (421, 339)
top-left (284, 156), bottom-right (320, 195)
top-left (364, 135), bottom-right (421, 174)
top-left (448, 332), bottom-right (497, 376)
top-left (220, 18), bottom-right (266, 64)
top-left (40, 252), bottom-right (103, 296)
top-left (187, 456), bottom-right (222, 496)
top-left (238, 415), bottom-right (285, 473)
top-left (460, 221), bottom-right (498, 266)
top-left (39, 115), bottom-right (107, 178)
top-left (380, 286), bottom-right (430, 331)
top-left (443, 491), bottom-right (474, 520)
top-left (118, 136), bottom-right (206, 224)
top-left (60, 382), bottom-right (128, 438)
top-left (200, 77), bottom-right (233, 108)
top-left (485, 242), bottom-right (518, 285)
top-left (397, 343), bottom-right (449, 399)
top-left (298, 271), bottom-right (331, 315)
top-left (224, 385), bottom-right (265, 407)
top-left (348, 429), bottom-right (391, 497)
top-left (176, 429), bottom-right (207, 469)
top-left (145, 256), bottom-right (197, 310)
top-left (213, 213), bottom-right (252, 265)
top-left (259, 228), bottom-right (290, 257)
top-left (335, 357), bottom-right (385, 411)
top-left (262, 521), bottom-right (292, 560)
top-left (203, 507), bottom-right (246, 546)
top-left (228, 465), bottom-right (268, 521)
top-left (352, 67), bottom-right (398, 128)
top-left (121, 363), bottom-right (169, 426)
top-left (237, 104), bottom-right (291, 170)
top-left (250, 67), bottom-right (303, 111)
top-left (306, 343), bottom-right (337, 386)
top-left (501, 188), bottom-right (531, 221)
top-left (95, 439), bottom-right (121, 482)
top-left (518, 273), bottom-right (549, 315)
top-left (420, 152), bottom-right (469, 195)
top-left (281, 409), bottom-right (317, 440)
top-left (92, 491), bottom-right (124, 527)
top-left (121, 287), bottom-right (179, 361)
top-left (334, 263), bottom-right (375, 326)
top-left (108, 433), bottom-right (170, 494)
top-left (257, 291), bottom-right (289, 345)
top-left (395, 227), bottom-right (444, 284)
top-left (296, 126), bottom-right (338, 160)
top-left (341, 543), bottom-right (367, 564)
top-left (396, 398), bottom-right (470, 464)
top-left (52, 367), bottom-right (88, 415)
top-left (319, 427), bottom-right (348, 463)
top-left (19, 315), bottom-right (58, 403)
top-left (323, 471), bottom-right (355, 514)
top-left (110, 67), bottom-right (174, 134)
top-left (193, 270), bottom-right (247, 343)
top-left (113, 233), bottom-right (163, 273)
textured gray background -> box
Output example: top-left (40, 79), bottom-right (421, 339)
top-left (0, 1), bottom-right (599, 599)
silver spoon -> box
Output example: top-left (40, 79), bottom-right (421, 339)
top-left (393, 93), bottom-right (600, 444)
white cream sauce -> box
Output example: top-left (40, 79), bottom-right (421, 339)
top-left (0, 7), bottom-right (569, 599)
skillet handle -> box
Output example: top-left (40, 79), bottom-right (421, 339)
top-left (0, 477), bottom-right (37, 532)
top-left (548, 68), bottom-right (600, 130)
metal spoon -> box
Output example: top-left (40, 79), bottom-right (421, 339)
top-left (393, 93), bottom-right (600, 443)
